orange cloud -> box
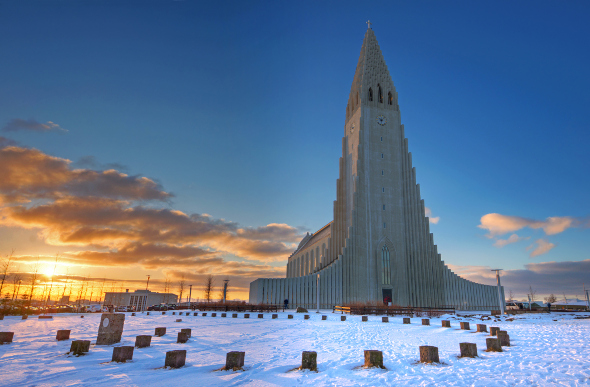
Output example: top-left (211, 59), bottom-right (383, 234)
top-left (528, 239), bottom-right (556, 258)
top-left (424, 207), bottom-right (439, 224)
top-left (479, 213), bottom-right (580, 237)
top-left (493, 233), bottom-right (529, 248)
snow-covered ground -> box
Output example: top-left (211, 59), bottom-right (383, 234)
top-left (1, 310), bottom-right (589, 386)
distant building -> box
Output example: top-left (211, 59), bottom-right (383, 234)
top-left (103, 289), bottom-right (178, 310)
top-left (59, 295), bottom-right (70, 304)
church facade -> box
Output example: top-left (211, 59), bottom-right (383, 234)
top-left (249, 26), bottom-right (504, 310)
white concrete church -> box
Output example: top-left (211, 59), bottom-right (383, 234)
top-left (249, 25), bottom-right (504, 310)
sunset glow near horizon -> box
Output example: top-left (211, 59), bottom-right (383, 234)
top-left (1, 1), bottom-right (589, 302)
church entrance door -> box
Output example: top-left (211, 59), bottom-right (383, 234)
top-left (382, 289), bottom-right (392, 305)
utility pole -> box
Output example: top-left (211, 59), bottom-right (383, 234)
top-left (188, 284), bottom-right (192, 305)
top-left (490, 269), bottom-right (505, 315)
top-left (223, 280), bottom-right (229, 303)
top-left (146, 275), bottom-right (150, 290)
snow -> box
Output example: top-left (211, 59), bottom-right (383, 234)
top-left (1, 311), bottom-right (589, 386)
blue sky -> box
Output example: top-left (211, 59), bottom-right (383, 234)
top-left (0, 1), bottom-right (588, 299)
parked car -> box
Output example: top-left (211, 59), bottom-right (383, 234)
top-left (505, 302), bottom-right (519, 310)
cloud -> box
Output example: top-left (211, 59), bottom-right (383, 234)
top-left (447, 260), bottom-right (590, 300)
top-left (0, 146), bottom-right (171, 203)
top-left (0, 136), bottom-right (17, 148)
top-left (424, 207), bottom-right (439, 224)
top-left (74, 155), bottom-right (128, 172)
top-left (478, 213), bottom-right (579, 237)
top-left (493, 233), bottom-right (529, 248)
top-left (528, 239), bottom-right (556, 258)
top-left (2, 118), bottom-right (67, 133)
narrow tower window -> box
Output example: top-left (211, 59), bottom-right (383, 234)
top-left (383, 204), bottom-right (385, 210)
top-left (368, 88), bottom-right (373, 101)
top-left (382, 245), bottom-right (391, 285)
top-left (382, 170), bottom-right (384, 175)
top-left (382, 187), bottom-right (385, 192)
top-left (378, 85), bottom-right (383, 103)
top-left (388, 92), bottom-right (393, 105)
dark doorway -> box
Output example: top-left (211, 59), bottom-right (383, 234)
top-left (382, 289), bottom-right (392, 305)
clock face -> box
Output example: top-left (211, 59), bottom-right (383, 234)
top-left (377, 115), bottom-right (387, 126)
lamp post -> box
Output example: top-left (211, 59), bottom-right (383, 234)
top-left (146, 275), bottom-right (150, 290)
top-left (491, 269), bottom-right (505, 314)
top-left (223, 280), bottom-right (229, 303)
top-left (188, 285), bottom-right (192, 306)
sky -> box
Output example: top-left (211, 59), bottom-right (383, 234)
top-left (0, 0), bottom-right (589, 302)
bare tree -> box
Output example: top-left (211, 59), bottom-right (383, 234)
top-left (178, 275), bottom-right (185, 304)
top-left (0, 249), bottom-right (15, 296)
top-left (45, 254), bottom-right (60, 306)
top-left (164, 276), bottom-right (171, 303)
top-left (528, 285), bottom-right (537, 304)
top-left (11, 267), bottom-right (22, 300)
top-left (203, 275), bottom-right (214, 303)
top-left (544, 294), bottom-right (557, 303)
top-left (28, 258), bottom-right (41, 304)
top-left (508, 289), bottom-right (514, 302)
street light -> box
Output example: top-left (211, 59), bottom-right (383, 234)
top-left (188, 285), bottom-right (192, 306)
top-left (146, 275), bottom-right (150, 290)
top-left (490, 269), bottom-right (505, 315)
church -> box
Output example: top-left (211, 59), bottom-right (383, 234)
top-left (249, 25), bottom-right (504, 310)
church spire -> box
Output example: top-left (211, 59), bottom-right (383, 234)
top-left (346, 26), bottom-right (398, 120)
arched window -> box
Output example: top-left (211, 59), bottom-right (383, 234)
top-left (382, 245), bottom-right (391, 285)
top-left (368, 88), bottom-right (373, 101)
top-left (378, 84), bottom-right (383, 103)
top-left (388, 92), bottom-right (393, 105)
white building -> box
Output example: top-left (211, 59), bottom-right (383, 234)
top-left (250, 25), bottom-right (504, 310)
top-left (103, 289), bottom-right (177, 310)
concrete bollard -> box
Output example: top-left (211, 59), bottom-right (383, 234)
top-left (304, 315), bottom-right (310, 320)
top-left (477, 324), bottom-right (488, 333)
top-left (135, 335), bottom-right (152, 348)
top-left (301, 351), bottom-right (317, 371)
top-left (147, 312), bottom-right (150, 315)
top-left (362, 316), bottom-right (368, 322)
top-left (22, 315), bottom-right (28, 320)
top-left (272, 314), bottom-right (278, 319)
top-left (97, 313), bottom-right (125, 345)
top-left (244, 314), bottom-right (250, 319)
top-left (0, 332), bottom-right (14, 344)
top-left (419, 346), bottom-right (440, 363)
top-left (460, 322), bottom-right (470, 330)
top-left (112, 346), bottom-right (134, 363)
top-left (224, 351), bottom-right (245, 371)
top-left (288, 315), bottom-right (293, 319)
top-left (382, 317), bottom-right (389, 323)
top-left (181, 328), bottom-right (191, 338)
top-left (322, 315), bottom-right (327, 321)
top-left (177, 332), bottom-right (188, 343)
top-left (442, 320), bottom-right (451, 328)
top-left (69, 340), bottom-right (90, 355)
top-left (186, 312), bottom-right (190, 316)
top-left (56, 330), bottom-right (71, 341)
top-left (341, 316), bottom-right (346, 321)
top-left (459, 342), bottom-right (477, 358)
top-left (422, 319), bottom-right (430, 326)
top-left (258, 314), bottom-right (264, 319)
top-left (490, 327), bottom-right (500, 336)
top-left (172, 312), bottom-right (176, 315)
top-left (232, 313), bottom-right (238, 318)
top-left (364, 350), bottom-right (384, 368)
top-left (39, 315), bottom-right (53, 319)
top-left (165, 350), bottom-right (186, 368)
top-left (202, 313), bottom-right (207, 317)
top-left (175, 319), bottom-right (182, 322)
top-left (162, 312), bottom-right (166, 315)
top-left (131, 313), bottom-right (136, 316)
top-left (497, 331), bottom-right (510, 346)
top-left (403, 317), bottom-right (411, 324)
top-left (486, 337), bottom-right (502, 352)
top-left (154, 327), bottom-right (166, 337)
top-left (222, 313), bottom-right (227, 317)
top-left (211, 313), bottom-right (216, 317)
top-left (194, 313), bottom-right (198, 316)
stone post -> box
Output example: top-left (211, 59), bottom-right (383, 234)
top-left (497, 331), bottom-right (510, 346)
top-left (162, 312), bottom-right (166, 315)
top-left (341, 316), bottom-right (346, 321)
top-left (135, 335), bottom-right (152, 348)
top-left (232, 313), bottom-right (238, 318)
top-left (212, 313), bottom-right (217, 317)
top-left (165, 350), bottom-right (186, 368)
top-left (304, 315), bottom-right (310, 320)
top-left (154, 327), bottom-right (166, 337)
top-left (202, 313), bottom-right (207, 317)
top-left (21, 315), bottom-right (28, 320)
top-left (222, 313), bottom-right (227, 317)
top-left (288, 315), bottom-right (294, 319)
top-left (258, 314), bottom-right (263, 319)
top-left (363, 350), bottom-right (384, 368)
top-left (486, 337), bottom-right (502, 352)
top-left (0, 332), bottom-right (14, 344)
top-left (181, 328), bottom-right (191, 338)
top-left (177, 332), bottom-right (188, 343)
top-left (172, 312), bottom-right (176, 315)
top-left (460, 322), bottom-right (470, 330)
top-left (476, 324), bottom-right (487, 333)
top-left (56, 330), bottom-right (71, 341)
top-left (322, 315), bottom-right (327, 320)
top-left (131, 313), bottom-right (136, 316)
top-left (175, 319), bottom-right (182, 322)
top-left (442, 320), bottom-right (451, 328)
top-left (362, 316), bottom-right (368, 322)
top-left (459, 342), bottom-right (477, 358)
top-left (490, 327), bottom-right (500, 336)
top-left (112, 346), bottom-right (134, 363)
top-left (96, 313), bottom-right (125, 345)
top-left (244, 314), bottom-right (250, 318)
top-left (382, 317), bottom-right (389, 323)
top-left (301, 351), bottom-right (317, 371)
top-left (272, 314), bottom-right (278, 319)
top-left (422, 319), bottom-right (430, 326)
top-left (147, 312), bottom-right (150, 315)
top-left (39, 316), bottom-right (53, 319)
top-left (194, 312), bottom-right (199, 316)
top-left (403, 318), bottom-right (411, 324)
top-left (419, 346), bottom-right (439, 363)
top-left (224, 351), bottom-right (245, 371)
top-left (69, 340), bottom-right (90, 355)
